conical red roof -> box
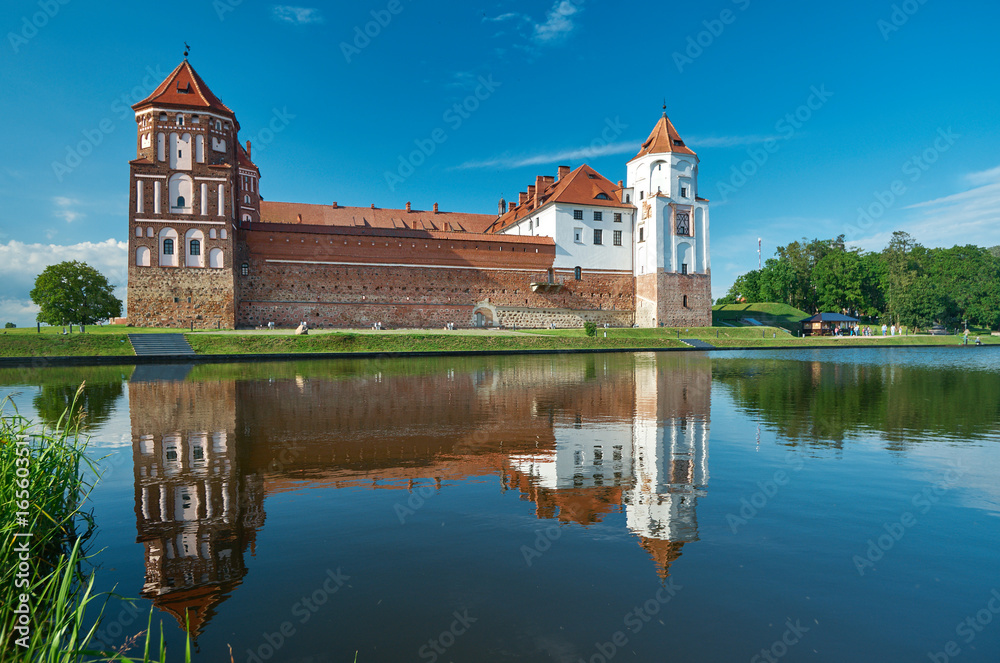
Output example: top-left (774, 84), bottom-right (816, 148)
top-left (132, 60), bottom-right (238, 128)
top-left (630, 112), bottom-right (696, 160)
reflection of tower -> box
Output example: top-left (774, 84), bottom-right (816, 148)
top-left (625, 353), bottom-right (709, 579)
top-left (129, 371), bottom-right (264, 640)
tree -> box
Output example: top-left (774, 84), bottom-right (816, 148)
top-left (30, 261), bottom-right (122, 326)
top-left (4, 322), bottom-right (14, 328)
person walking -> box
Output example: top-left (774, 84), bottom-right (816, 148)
top-left (882, 323), bottom-right (887, 337)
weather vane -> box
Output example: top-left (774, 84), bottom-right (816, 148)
top-left (183, 42), bottom-right (190, 58)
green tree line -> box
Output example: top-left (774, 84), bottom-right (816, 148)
top-left (717, 231), bottom-right (1000, 329)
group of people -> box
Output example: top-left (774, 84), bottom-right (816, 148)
top-left (879, 323), bottom-right (907, 336)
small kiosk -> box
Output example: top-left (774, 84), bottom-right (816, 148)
top-left (801, 312), bottom-right (859, 336)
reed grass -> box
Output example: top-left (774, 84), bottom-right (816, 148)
top-left (1, 386), bottom-right (188, 662)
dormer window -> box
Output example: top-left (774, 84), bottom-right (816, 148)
top-left (587, 173), bottom-right (597, 179)
top-left (595, 193), bottom-right (610, 200)
top-left (177, 82), bottom-right (192, 94)
top-left (673, 139), bottom-right (683, 146)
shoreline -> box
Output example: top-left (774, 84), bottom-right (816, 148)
top-left (0, 340), bottom-right (995, 369)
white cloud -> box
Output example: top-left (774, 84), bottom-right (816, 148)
top-left (53, 196), bottom-right (84, 224)
top-left (533, 0), bottom-right (582, 43)
top-left (272, 5), bottom-right (324, 25)
top-left (454, 133), bottom-right (782, 171)
top-left (0, 239), bottom-right (128, 327)
top-left (849, 165), bottom-right (1000, 252)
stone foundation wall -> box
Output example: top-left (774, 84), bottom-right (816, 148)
top-left (634, 271), bottom-right (711, 327)
top-left (128, 265), bottom-right (236, 329)
top-left (495, 307), bottom-right (633, 328)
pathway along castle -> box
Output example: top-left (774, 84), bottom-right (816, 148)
top-left (126, 60), bottom-right (711, 329)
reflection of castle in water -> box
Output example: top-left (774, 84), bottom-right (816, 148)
top-left (128, 354), bottom-right (710, 637)
top-left (504, 353), bottom-right (709, 578)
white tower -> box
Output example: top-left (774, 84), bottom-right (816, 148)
top-left (625, 110), bottom-right (712, 327)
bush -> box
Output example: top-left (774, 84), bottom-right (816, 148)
top-left (583, 321), bottom-right (597, 337)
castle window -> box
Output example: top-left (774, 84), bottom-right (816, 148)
top-left (209, 229), bottom-right (217, 239)
top-left (593, 229), bottom-right (603, 245)
top-left (573, 209), bottom-right (583, 220)
top-left (176, 115), bottom-right (184, 126)
top-left (640, 191), bottom-right (644, 200)
top-left (215, 120), bottom-right (222, 130)
top-left (209, 248), bottom-right (224, 269)
top-left (185, 229), bottom-right (205, 267)
top-left (614, 213), bottom-right (622, 223)
top-left (135, 227), bottom-right (142, 237)
top-left (162, 239), bottom-right (174, 255)
top-left (681, 264), bottom-right (688, 275)
top-left (191, 114), bottom-right (200, 123)
top-left (683, 295), bottom-right (689, 307)
top-left (135, 246), bottom-right (150, 267)
top-left (613, 230), bottom-right (622, 246)
top-left (240, 262), bottom-right (249, 276)
top-left (159, 113), bottom-right (167, 122)
top-left (680, 186), bottom-right (688, 198)
top-left (626, 194), bottom-right (631, 203)
top-left (176, 196), bottom-right (185, 208)
top-left (244, 194), bottom-right (251, 204)
top-left (220, 229), bottom-right (228, 239)
top-left (574, 228), bottom-right (582, 243)
top-left (189, 239), bottom-right (201, 256)
top-left (638, 226), bottom-right (644, 242)
top-left (574, 266), bottom-right (582, 280)
top-left (594, 211), bottom-right (603, 221)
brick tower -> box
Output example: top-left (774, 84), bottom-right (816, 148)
top-left (126, 59), bottom-right (259, 328)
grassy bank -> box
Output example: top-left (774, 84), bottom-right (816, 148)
top-left (185, 330), bottom-right (688, 354)
top-left (0, 389), bottom-right (186, 661)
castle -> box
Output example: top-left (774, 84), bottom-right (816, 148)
top-left (126, 60), bottom-right (711, 329)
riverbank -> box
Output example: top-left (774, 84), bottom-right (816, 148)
top-left (0, 325), bottom-right (995, 362)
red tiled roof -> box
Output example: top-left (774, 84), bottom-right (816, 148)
top-left (629, 112), bottom-right (696, 161)
top-left (132, 60), bottom-right (238, 127)
top-left (259, 201), bottom-right (498, 234)
top-left (487, 164), bottom-right (631, 233)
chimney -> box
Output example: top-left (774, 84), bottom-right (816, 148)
top-left (332, 201), bottom-right (338, 208)
top-left (557, 165), bottom-right (570, 181)
top-left (405, 201), bottom-right (411, 212)
top-left (371, 203), bottom-right (376, 209)
top-left (518, 191), bottom-right (528, 205)
top-left (618, 180), bottom-right (624, 188)
top-left (433, 202), bottom-right (439, 213)
top-left (535, 175), bottom-right (545, 193)
top-left (527, 185), bottom-right (535, 200)
top-left (246, 140), bottom-right (252, 159)
top-left (296, 214), bottom-right (302, 224)
top-left (508, 201), bottom-right (516, 212)
top-left (413, 219), bottom-right (420, 229)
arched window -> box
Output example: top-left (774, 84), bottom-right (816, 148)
top-left (135, 227), bottom-right (142, 237)
top-left (159, 228), bottom-right (179, 267)
top-left (159, 112), bottom-right (167, 122)
top-left (683, 295), bottom-right (688, 308)
top-left (168, 173), bottom-right (193, 213)
top-left (240, 262), bottom-right (249, 276)
top-left (209, 228), bottom-right (217, 239)
top-left (595, 193), bottom-right (610, 200)
top-left (185, 229), bottom-right (205, 268)
top-left (209, 248), bottom-right (224, 269)
top-left (176, 196), bottom-right (185, 208)
top-left (146, 227), bottom-right (154, 238)
top-left (135, 246), bottom-right (150, 267)
top-left (574, 266), bottom-right (582, 280)
top-left (215, 119), bottom-right (222, 130)
top-left (176, 115), bottom-right (184, 126)
top-left (220, 229), bottom-right (228, 240)
top-left (244, 194), bottom-right (251, 204)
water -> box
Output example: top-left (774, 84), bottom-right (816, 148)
top-left (2, 347), bottom-right (999, 662)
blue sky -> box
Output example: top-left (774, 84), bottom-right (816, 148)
top-left (2, 0), bottom-right (1000, 325)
